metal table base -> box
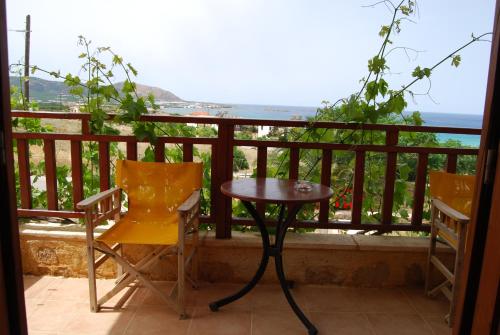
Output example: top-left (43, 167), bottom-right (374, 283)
top-left (209, 201), bottom-right (318, 335)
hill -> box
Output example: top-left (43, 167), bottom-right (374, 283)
top-left (9, 76), bottom-right (184, 102)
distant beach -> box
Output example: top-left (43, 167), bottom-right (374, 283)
top-left (160, 103), bottom-right (482, 147)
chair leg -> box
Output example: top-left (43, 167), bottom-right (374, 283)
top-left (448, 226), bottom-right (467, 327)
top-left (425, 208), bottom-right (438, 295)
top-left (86, 241), bottom-right (98, 312)
top-left (178, 243), bottom-right (187, 319)
top-left (191, 223), bottom-right (199, 288)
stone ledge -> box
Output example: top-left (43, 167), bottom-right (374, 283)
top-left (200, 231), bottom-right (452, 253)
top-left (19, 222), bottom-right (454, 287)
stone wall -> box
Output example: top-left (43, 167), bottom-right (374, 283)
top-left (19, 224), bottom-right (454, 288)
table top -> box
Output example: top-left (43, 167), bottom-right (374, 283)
top-left (220, 178), bottom-right (333, 204)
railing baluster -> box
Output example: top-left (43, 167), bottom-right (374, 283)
top-left (256, 146), bottom-right (268, 216)
top-left (126, 142), bottom-right (137, 161)
top-left (351, 150), bottom-right (366, 226)
top-left (446, 153), bottom-right (458, 173)
top-left (17, 139), bottom-right (32, 209)
top-left (43, 139), bottom-right (58, 210)
top-left (319, 149), bottom-right (332, 223)
top-left (382, 130), bottom-right (399, 225)
top-left (183, 143), bottom-right (193, 162)
top-left (411, 153), bottom-right (429, 226)
top-left (81, 116), bottom-right (90, 135)
top-left (211, 144), bottom-right (218, 225)
top-left (98, 142), bottom-right (110, 192)
top-left (70, 140), bottom-right (83, 210)
top-left (154, 140), bottom-right (165, 162)
top-left (215, 123), bottom-right (234, 238)
top-left (289, 148), bottom-right (299, 180)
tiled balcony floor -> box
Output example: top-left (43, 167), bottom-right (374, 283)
top-left (24, 276), bottom-right (451, 335)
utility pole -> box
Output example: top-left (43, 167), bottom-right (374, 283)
top-left (24, 15), bottom-right (30, 102)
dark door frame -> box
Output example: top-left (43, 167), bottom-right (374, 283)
top-left (0, 0), bottom-right (28, 333)
top-left (454, 0), bottom-right (500, 334)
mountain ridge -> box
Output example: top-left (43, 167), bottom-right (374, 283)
top-left (9, 76), bottom-right (184, 102)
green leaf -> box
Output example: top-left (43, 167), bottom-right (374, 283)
top-left (379, 25), bottom-right (390, 37)
top-left (365, 81), bottom-right (378, 101)
top-left (378, 78), bottom-right (388, 97)
top-left (412, 66), bottom-right (424, 79)
top-left (121, 80), bottom-right (136, 94)
top-left (451, 54), bottom-right (461, 67)
top-left (112, 55), bottom-right (123, 65)
top-left (78, 53), bottom-right (87, 59)
top-left (368, 55), bottom-right (386, 74)
top-left (386, 95), bottom-right (406, 115)
top-left (411, 111), bottom-right (423, 126)
top-left (126, 63), bottom-right (138, 76)
top-left (399, 164), bottom-right (410, 180)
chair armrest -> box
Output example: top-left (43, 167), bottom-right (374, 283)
top-left (178, 189), bottom-right (201, 214)
top-left (432, 198), bottom-right (470, 224)
top-left (77, 187), bottom-right (122, 210)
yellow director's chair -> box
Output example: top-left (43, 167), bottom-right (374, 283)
top-left (425, 170), bottom-right (475, 327)
top-left (77, 160), bottom-right (203, 319)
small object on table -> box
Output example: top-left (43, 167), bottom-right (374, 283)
top-left (209, 178), bottom-right (333, 335)
top-left (294, 180), bottom-right (313, 192)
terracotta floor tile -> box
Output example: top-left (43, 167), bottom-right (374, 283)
top-left (249, 284), bottom-right (308, 312)
top-left (125, 305), bottom-right (191, 335)
top-left (62, 302), bottom-right (134, 335)
top-left (310, 312), bottom-right (375, 335)
top-left (23, 276), bottom-right (450, 335)
top-left (302, 286), bottom-right (362, 312)
top-left (402, 288), bottom-right (450, 316)
top-left (44, 277), bottom-right (90, 302)
top-left (422, 315), bottom-right (452, 335)
top-left (365, 313), bottom-right (434, 335)
top-left (23, 276), bottom-right (61, 299)
top-left (194, 283), bottom-right (252, 311)
top-left (27, 300), bottom-right (81, 332)
top-left (188, 307), bottom-right (251, 335)
top-left (96, 279), bottom-right (146, 310)
top-left (251, 309), bottom-right (306, 335)
top-left (355, 288), bottom-right (418, 314)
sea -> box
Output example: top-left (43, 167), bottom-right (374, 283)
top-left (160, 103), bottom-right (482, 147)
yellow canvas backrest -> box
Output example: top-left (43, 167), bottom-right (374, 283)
top-left (429, 170), bottom-right (476, 216)
top-left (116, 160), bottom-right (203, 214)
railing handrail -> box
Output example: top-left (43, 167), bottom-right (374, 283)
top-left (12, 110), bottom-right (482, 135)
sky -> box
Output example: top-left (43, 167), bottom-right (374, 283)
top-left (6, 0), bottom-right (496, 114)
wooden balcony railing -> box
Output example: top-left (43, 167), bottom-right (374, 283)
top-left (12, 110), bottom-right (480, 238)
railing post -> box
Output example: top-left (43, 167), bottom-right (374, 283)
top-left (351, 150), bottom-right (366, 226)
top-left (446, 153), bottom-right (458, 173)
top-left (411, 153), bottom-right (429, 225)
top-left (382, 129), bottom-right (399, 225)
top-left (256, 146), bottom-right (267, 217)
top-left (43, 139), bottom-right (58, 210)
top-left (17, 139), bottom-right (32, 209)
top-left (70, 140), bottom-right (83, 210)
top-left (214, 122), bottom-right (234, 238)
top-left (319, 149), bottom-right (332, 223)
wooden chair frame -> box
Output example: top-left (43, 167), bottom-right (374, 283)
top-left (77, 187), bottom-right (201, 319)
top-left (425, 198), bottom-right (469, 327)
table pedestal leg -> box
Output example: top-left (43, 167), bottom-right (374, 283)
top-left (209, 202), bottom-right (318, 334)
top-left (209, 201), bottom-right (270, 311)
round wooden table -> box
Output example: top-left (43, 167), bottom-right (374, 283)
top-left (209, 178), bottom-right (333, 335)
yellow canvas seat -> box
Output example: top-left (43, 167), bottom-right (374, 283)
top-left (77, 160), bottom-right (203, 319)
top-left (425, 170), bottom-right (475, 327)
